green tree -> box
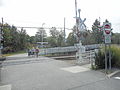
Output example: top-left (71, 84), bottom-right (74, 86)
top-left (10, 25), bottom-right (21, 51)
top-left (112, 33), bottom-right (120, 44)
top-left (57, 30), bottom-right (64, 46)
top-left (49, 27), bottom-right (59, 38)
top-left (47, 27), bottom-right (59, 47)
top-left (2, 23), bottom-right (31, 53)
top-left (47, 36), bottom-right (57, 47)
top-left (29, 36), bottom-right (36, 44)
top-left (66, 32), bottom-right (77, 46)
top-left (92, 19), bottom-right (103, 44)
top-left (19, 28), bottom-right (28, 50)
top-left (82, 30), bottom-right (96, 45)
top-left (47, 27), bottom-right (64, 47)
top-left (2, 23), bottom-right (13, 52)
top-left (35, 27), bottom-right (47, 42)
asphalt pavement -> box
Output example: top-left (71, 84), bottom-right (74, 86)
top-left (0, 53), bottom-right (120, 90)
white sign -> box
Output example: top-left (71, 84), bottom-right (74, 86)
top-left (104, 35), bottom-right (111, 44)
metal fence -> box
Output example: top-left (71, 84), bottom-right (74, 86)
top-left (39, 44), bottom-right (102, 55)
top-left (76, 49), bottom-right (97, 65)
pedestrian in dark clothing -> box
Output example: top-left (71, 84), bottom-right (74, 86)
top-left (28, 49), bottom-right (31, 56)
top-left (35, 48), bottom-right (39, 57)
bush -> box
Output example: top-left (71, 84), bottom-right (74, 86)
top-left (110, 45), bottom-right (120, 67)
top-left (95, 45), bottom-right (120, 69)
top-left (95, 49), bottom-right (105, 69)
top-left (2, 46), bottom-right (13, 54)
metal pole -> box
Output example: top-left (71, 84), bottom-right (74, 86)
top-left (78, 9), bottom-right (81, 42)
top-left (105, 44), bottom-right (107, 73)
top-left (42, 30), bottom-right (43, 48)
top-left (78, 9), bottom-right (80, 31)
top-left (75, 0), bottom-right (78, 41)
top-left (109, 44), bottom-right (111, 70)
top-left (42, 23), bottom-right (45, 48)
top-left (64, 17), bottom-right (66, 43)
top-left (0, 18), bottom-right (3, 56)
top-left (75, 0), bottom-right (77, 22)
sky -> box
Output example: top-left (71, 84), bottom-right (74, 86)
top-left (0, 0), bottom-right (120, 36)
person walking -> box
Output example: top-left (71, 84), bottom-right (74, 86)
top-left (28, 49), bottom-right (31, 56)
top-left (35, 48), bottom-right (39, 57)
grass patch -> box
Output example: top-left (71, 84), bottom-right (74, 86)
top-left (94, 45), bottom-right (120, 69)
top-left (3, 50), bottom-right (26, 56)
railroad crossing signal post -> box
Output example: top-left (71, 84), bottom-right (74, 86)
top-left (0, 27), bottom-right (1, 55)
top-left (0, 18), bottom-right (4, 56)
top-left (103, 20), bottom-right (112, 73)
top-left (74, 0), bottom-right (87, 64)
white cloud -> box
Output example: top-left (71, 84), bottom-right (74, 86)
top-left (0, 0), bottom-right (3, 6)
top-left (0, 0), bottom-right (120, 35)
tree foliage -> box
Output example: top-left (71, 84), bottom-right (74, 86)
top-left (92, 19), bottom-right (103, 44)
top-left (66, 32), bottom-right (77, 46)
top-left (2, 19), bottom-right (120, 54)
top-left (2, 23), bottom-right (30, 53)
top-left (112, 33), bottom-right (120, 44)
top-left (47, 27), bottom-right (64, 47)
top-left (82, 30), bottom-right (96, 45)
top-left (35, 27), bottom-right (47, 42)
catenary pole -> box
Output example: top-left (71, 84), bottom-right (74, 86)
top-left (64, 17), bottom-right (66, 43)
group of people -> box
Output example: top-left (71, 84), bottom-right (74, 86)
top-left (28, 48), bottom-right (39, 57)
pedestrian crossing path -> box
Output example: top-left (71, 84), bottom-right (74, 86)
top-left (1, 56), bottom-right (54, 67)
top-left (114, 77), bottom-right (120, 80)
top-left (61, 66), bottom-right (90, 73)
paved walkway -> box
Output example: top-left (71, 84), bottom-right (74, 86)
top-left (1, 54), bottom-right (119, 90)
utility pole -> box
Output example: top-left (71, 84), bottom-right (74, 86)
top-left (75, 0), bottom-right (78, 41)
top-left (42, 23), bottom-right (45, 48)
top-left (78, 9), bottom-right (81, 20)
top-left (64, 17), bottom-right (66, 43)
top-left (78, 9), bottom-right (81, 42)
top-left (75, 0), bottom-right (77, 20)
